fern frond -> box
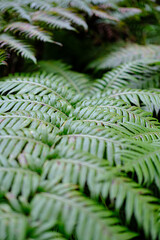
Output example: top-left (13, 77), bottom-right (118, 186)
top-left (4, 22), bottom-right (53, 43)
top-left (111, 7), bottom-right (142, 21)
top-left (56, 120), bottom-right (134, 164)
top-left (32, 12), bottom-right (75, 31)
top-left (89, 43), bottom-right (160, 70)
top-left (42, 148), bottom-right (160, 239)
top-left (51, 7), bottom-right (88, 30)
top-left (0, 73), bottom-right (83, 105)
top-left (0, 1), bottom-right (31, 21)
top-left (29, 229), bottom-right (68, 240)
top-left (31, 184), bottom-right (138, 240)
top-left (120, 122), bottom-right (160, 142)
top-left (95, 88), bottom-right (160, 113)
top-left (91, 60), bottom-right (160, 92)
top-left (0, 34), bottom-right (36, 63)
top-left (0, 204), bottom-right (27, 239)
top-left (92, 8), bottom-right (119, 21)
top-left (121, 143), bottom-right (160, 188)
top-left (78, 98), bottom-right (160, 128)
top-left (54, 0), bottom-right (92, 15)
top-left (0, 155), bottom-right (40, 198)
top-left (0, 110), bottom-right (60, 133)
top-left (0, 128), bottom-right (53, 159)
top-left (37, 60), bottom-right (92, 94)
top-left (0, 94), bottom-right (72, 118)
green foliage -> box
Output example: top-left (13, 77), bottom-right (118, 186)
top-left (0, 56), bottom-right (160, 239)
top-left (0, 1), bottom-right (160, 240)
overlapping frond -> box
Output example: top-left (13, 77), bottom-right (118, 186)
top-left (89, 43), bottom-right (160, 70)
top-left (0, 204), bottom-right (28, 239)
top-left (4, 22), bottom-right (53, 42)
top-left (0, 128), bottom-right (53, 159)
top-left (121, 142), bottom-right (160, 188)
top-left (42, 148), bottom-right (160, 239)
top-left (0, 72), bottom-right (83, 105)
top-left (91, 59), bottom-right (160, 92)
top-left (31, 183), bottom-right (138, 240)
top-left (78, 98), bottom-right (160, 128)
top-left (37, 60), bottom-right (92, 94)
top-left (94, 88), bottom-right (160, 113)
top-left (0, 34), bottom-right (36, 63)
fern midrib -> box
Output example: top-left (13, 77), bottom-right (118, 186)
top-left (0, 135), bottom-right (50, 148)
top-left (0, 167), bottom-right (40, 176)
top-left (2, 80), bottom-right (72, 105)
top-left (74, 119), bottom-right (120, 127)
top-left (0, 99), bottom-right (68, 117)
top-left (101, 64), bottom-right (130, 90)
top-left (58, 133), bottom-right (126, 144)
top-left (47, 158), bottom-right (108, 173)
top-left (39, 192), bottom-right (118, 236)
top-left (96, 105), bottom-right (155, 127)
top-left (109, 90), bottom-right (160, 98)
top-left (132, 130), bottom-right (160, 139)
top-left (0, 115), bottom-right (58, 129)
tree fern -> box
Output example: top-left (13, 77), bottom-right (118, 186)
top-left (0, 73), bottom-right (83, 105)
top-left (0, 16), bottom-right (160, 239)
top-left (0, 128), bottom-right (53, 159)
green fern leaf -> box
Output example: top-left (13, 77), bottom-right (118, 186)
top-left (32, 12), bottom-right (75, 31)
top-left (0, 34), bottom-right (36, 63)
top-left (0, 204), bottom-right (27, 240)
top-left (78, 98), bottom-right (160, 128)
top-left (0, 94), bottom-right (73, 117)
top-left (0, 110), bottom-right (60, 133)
top-left (121, 143), bottom-right (160, 188)
top-left (89, 43), bottom-right (160, 70)
top-left (0, 128), bottom-right (53, 159)
top-left (51, 7), bottom-right (88, 30)
top-left (0, 1), bottom-right (31, 21)
top-left (41, 148), bottom-right (160, 239)
top-left (31, 183), bottom-right (138, 240)
top-left (4, 22), bottom-right (53, 42)
top-left (94, 88), bottom-right (160, 113)
top-left (56, 120), bottom-right (133, 164)
top-left (0, 155), bottom-right (40, 198)
top-left (37, 61), bottom-right (92, 94)
top-left (91, 60), bottom-right (160, 92)
top-left (0, 73), bottom-right (83, 105)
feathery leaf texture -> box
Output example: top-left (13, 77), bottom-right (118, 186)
top-left (0, 34), bottom-right (36, 63)
top-left (0, 52), bottom-right (160, 239)
top-left (89, 43), bottom-right (160, 70)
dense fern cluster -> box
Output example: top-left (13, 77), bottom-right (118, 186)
top-left (0, 43), bottom-right (160, 239)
